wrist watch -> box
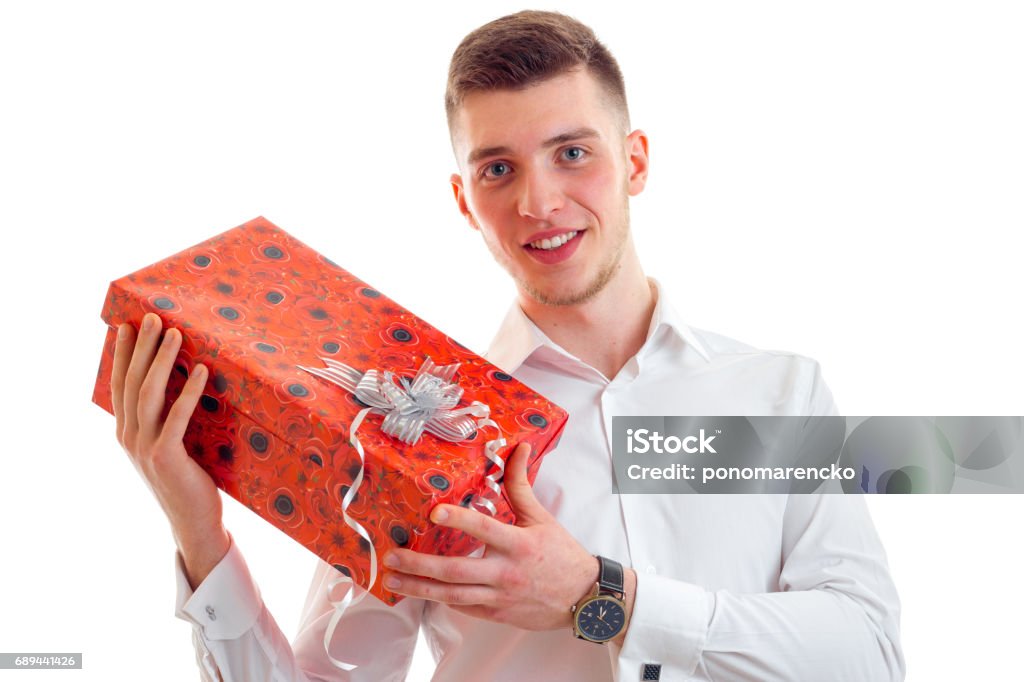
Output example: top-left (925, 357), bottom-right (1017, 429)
top-left (571, 556), bottom-right (627, 643)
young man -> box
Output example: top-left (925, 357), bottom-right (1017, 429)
top-left (113, 11), bottom-right (904, 681)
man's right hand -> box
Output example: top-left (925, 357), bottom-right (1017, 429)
top-left (111, 311), bottom-right (230, 590)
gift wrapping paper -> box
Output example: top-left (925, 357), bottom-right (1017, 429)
top-left (92, 216), bottom-right (568, 604)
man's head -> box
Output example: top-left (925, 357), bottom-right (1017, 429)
top-left (445, 10), bottom-right (630, 140)
top-left (446, 11), bottom-right (649, 308)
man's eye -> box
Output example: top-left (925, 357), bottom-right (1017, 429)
top-left (562, 147), bottom-right (586, 161)
top-left (485, 162), bottom-right (510, 178)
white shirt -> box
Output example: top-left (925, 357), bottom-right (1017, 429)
top-left (174, 278), bottom-right (905, 681)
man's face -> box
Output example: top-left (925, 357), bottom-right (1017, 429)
top-left (450, 68), bottom-right (649, 307)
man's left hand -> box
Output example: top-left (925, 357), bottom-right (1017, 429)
top-left (382, 442), bottom-right (598, 630)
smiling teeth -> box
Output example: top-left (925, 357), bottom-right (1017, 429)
top-left (529, 231), bottom-right (578, 250)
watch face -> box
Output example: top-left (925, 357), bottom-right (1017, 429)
top-left (575, 596), bottom-right (626, 642)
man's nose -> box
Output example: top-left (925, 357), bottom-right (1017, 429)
top-left (516, 168), bottom-right (564, 220)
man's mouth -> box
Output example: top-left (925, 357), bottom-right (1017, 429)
top-left (522, 228), bottom-right (586, 265)
top-left (525, 230), bottom-right (581, 251)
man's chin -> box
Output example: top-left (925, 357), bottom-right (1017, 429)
top-left (505, 242), bottom-right (625, 308)
top-left (519, 274), bottom-right (612, 308)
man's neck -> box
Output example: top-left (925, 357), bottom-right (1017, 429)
top-left (518, 251), bottom-right (656, 381)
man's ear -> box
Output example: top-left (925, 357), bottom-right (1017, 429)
top-left (625, 129), bottom-right (650, 197)
top-left (450, 173), bottom-right (480, 231)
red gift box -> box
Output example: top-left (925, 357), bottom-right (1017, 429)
top-left (92, 217), bottom-right (567, 605)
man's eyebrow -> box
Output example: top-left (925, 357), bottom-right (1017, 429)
top-left (466, 127), bottom-right (601, 166)
top-left (542, 126), bottom-right (601, 148)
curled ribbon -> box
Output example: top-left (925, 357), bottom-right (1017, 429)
top-left (297, 356), bottom-right (507, 671)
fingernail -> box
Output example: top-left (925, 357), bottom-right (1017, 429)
top-left (431, 506), bottom-right (449, 524)
top-left (384, 575), bottom-right (401, 589)
top-left (195, 364), bottom-right (207, 378)
top-left (383, 553), bottom-right (399, 568)
top-left (142, 314), bottom-right (153, 330)
top-left (117, 324), bottom-right (127, 340)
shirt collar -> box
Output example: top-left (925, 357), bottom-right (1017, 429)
top-left (484, 277), bottom-right (710, 374)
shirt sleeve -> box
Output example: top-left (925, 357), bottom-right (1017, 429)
top-left (174, 533), bottom-right (425, 681)
top-left (614, 494), bottom-right (905, 681)
top-left (614, 361), bottom-right (904, 681)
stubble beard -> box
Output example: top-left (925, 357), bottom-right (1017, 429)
top-left (488, 201), bottom-right (632, 308)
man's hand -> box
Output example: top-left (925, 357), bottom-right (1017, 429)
top-left (111, 312), bottom-right (230, 589)
top-left (381, 443), bottom-right (600, 631)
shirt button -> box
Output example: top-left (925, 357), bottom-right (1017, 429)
top-left (205, 605), bottom-right (217, 621)
top-left (645, 565), bottom-right (657, 574)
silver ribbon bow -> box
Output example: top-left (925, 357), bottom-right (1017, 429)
top-left (303, 356), bottom-right (495, 447)
top-left (297, 356), bottom-right (507, 672)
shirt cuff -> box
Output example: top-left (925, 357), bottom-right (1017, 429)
top-left (173, 534), bottom-right (263, 641)
top-left (616, 573), bottom-right (713, 681)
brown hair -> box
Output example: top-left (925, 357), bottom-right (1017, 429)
top-left (445, 10), bottom-right (629, 134)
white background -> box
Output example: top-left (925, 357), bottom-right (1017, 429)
top-left (1, 1), bottom-right (1021, 680)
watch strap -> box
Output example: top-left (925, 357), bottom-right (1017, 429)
top-left (596, 556), bottom-right (624, 597)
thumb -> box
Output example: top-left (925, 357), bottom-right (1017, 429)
top-left (503, 442), bottom-right (550, 526)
